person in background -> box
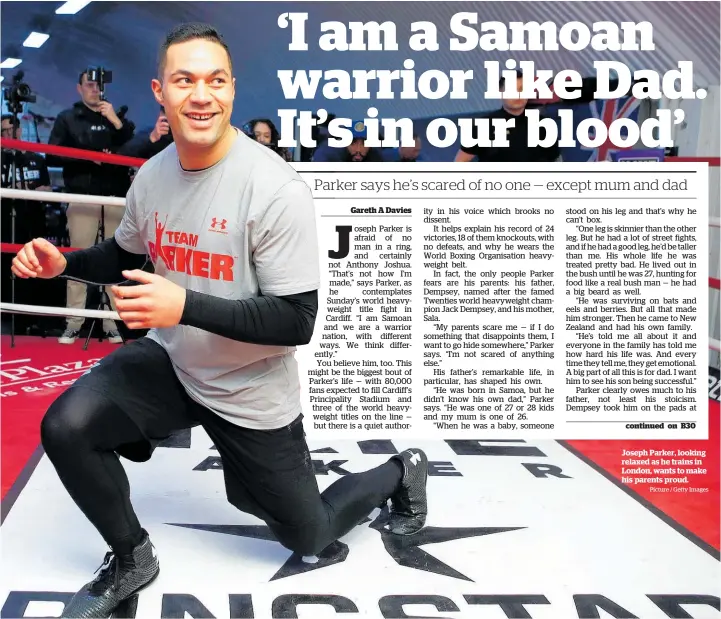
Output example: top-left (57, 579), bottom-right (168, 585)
top-left (48, 70), bottom-right (135, 344)
top-left (381, 132), bottom-right (426, 162)
top-left (118, 107), bottom-right (174, 160)
top-left (1, 114), bottom-right (52, 241)
top-left (1, 115), bottom-right (54, 333)
top-left (398, 133), bottom-right (424, 161)
top-left (1, 115), bottom-right (52, 192)
top-left (312, 120), bottom-right (386, 162)
top-left (455, 70), bottom-right (561, 163)
top-left (243, 118), bottom-right (292, 161)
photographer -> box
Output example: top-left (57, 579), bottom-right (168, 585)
top-left (1, 115), bottom-right (52, 194)
top-left (2, 112), bottom-right (52, 247)
top-left (48, 69), bottom-right (135, 345)
top-left (2, 113), bottom-right (52, 242)
top-left (118, 107), bottom-right (174, 160)
top-left (1, 114), bottom-right (53, 332)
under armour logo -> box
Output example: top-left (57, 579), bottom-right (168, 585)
top-left (409, 451), bottom-right (421, 466)
top-left (210, 218), bottom-right (227, 230)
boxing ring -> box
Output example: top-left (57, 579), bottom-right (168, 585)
top-left (0, 141), bottom-right (719, 618)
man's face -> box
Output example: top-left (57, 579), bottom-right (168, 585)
top-left (502, 76), bottom-right (528, 114)
top-left (152, 39), bottom-right (235, 150)
top-left (1, 120), bottom-right (21, 140)
top-left (77, 74), bottom-right (101, 107)
top-left (348, 138), bottom-right (369, 161)
top-left (253, 122), bottom-right (272, 145)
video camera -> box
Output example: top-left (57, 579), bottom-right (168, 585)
top-left (86, 66), bottom-right (112, 100)
top-left (3, 71), bottom-right (36, 115)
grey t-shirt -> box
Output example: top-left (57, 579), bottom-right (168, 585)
top-left (115, 130), bottom-right (320, 429)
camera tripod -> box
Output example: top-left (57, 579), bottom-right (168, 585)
top-left (83, 204), bottom-right (123, 350)
top-left (7, 113), bottom-right (25, 348)
top-left (4, 72), bottom-right (40, 346)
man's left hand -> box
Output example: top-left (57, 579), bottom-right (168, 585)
top-left (111, 270), bottom-right (186, 329)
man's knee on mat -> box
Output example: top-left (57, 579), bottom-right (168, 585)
top-left (272, 523), bottom-right (330, 557)
top-left (225, 490), bottom-right (329, 556)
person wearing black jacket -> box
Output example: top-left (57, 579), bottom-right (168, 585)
top-left (1, 115), bottom-right (53, 331)
top-left (48, 70), bottom-right (135, 344)
top-left (455, 70), bottom-right (561, 163)
top-left (118, 108), bottom-right (174, 160)
top-left (1, 114), bottom-right (52, 247)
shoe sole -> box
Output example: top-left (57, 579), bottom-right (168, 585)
top-left (110, 567), bottom-right (160, 619)
top-left (58, 339), bottom-right (76, 345)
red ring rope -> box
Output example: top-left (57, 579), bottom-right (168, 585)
top-left (0, 138), bottom-right (147, 167)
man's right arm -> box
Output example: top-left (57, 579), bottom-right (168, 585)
top-left (63, 237), bottom-right (147, 284)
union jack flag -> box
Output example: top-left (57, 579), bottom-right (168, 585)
top-left (542, 96), bottom-right (642, 162)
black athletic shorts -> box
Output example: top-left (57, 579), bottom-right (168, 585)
top-left (66, 337), bottom-right (320, 532)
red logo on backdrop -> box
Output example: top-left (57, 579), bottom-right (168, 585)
top-left (148, 212), bottom-right (235, 281)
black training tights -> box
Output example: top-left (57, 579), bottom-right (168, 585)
top-left (40, 388), bottom-right (402, 557)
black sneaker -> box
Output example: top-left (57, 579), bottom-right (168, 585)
top-left (387, 448), bottom-right (429, 535)
top-left (61, 531), bottom-right (159, 618)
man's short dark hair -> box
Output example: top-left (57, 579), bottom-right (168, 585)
top-left (78, 70), bottom-right (89, 85)
top-left (158, 23), bottom-right (232, 79)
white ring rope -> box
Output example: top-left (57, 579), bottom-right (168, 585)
top-left (0, 302), bottom-right (119, 321)
top-left (0, 187), bottom-right (126, 208)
